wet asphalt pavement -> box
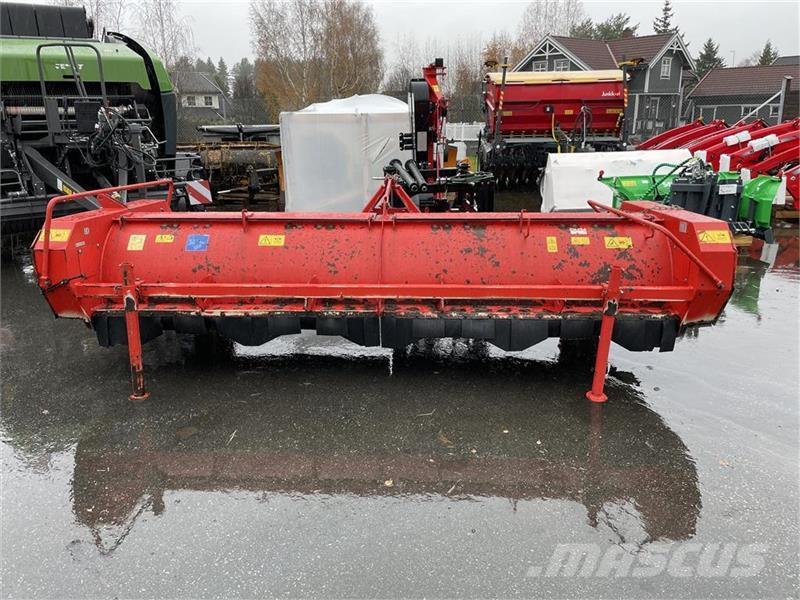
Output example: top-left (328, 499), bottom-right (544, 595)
top-left (1, 230), bottom-right (798, 599)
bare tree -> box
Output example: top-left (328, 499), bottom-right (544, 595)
top-left (482, 30), bottom-right (526, 68)
top-left (102, 0), bottom-right (127, 33)
top-left (54, 0), bottom-right (127, 38)
top-left (251, 0), bottom-right (382, 116)
top-left (251, 0), bottom-right (325, 114)
top-left (382, 34), bottom-right (423, 93)
top-left (319, 0), bottom-right (383, 98)
top-left (136, 0), bottom-right (194, 70)
top-left (516, 0), bottom-right (585, 46)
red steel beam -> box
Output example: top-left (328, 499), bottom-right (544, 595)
top-left (32, 180), bottom-right (736, 402)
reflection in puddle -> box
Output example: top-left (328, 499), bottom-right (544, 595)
top-left (66, 348), bottom-right (701, 555)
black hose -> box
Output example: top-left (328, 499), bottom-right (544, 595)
top-left (404, 159), bottom-right (428, 192)
top-left (389, 159), bottom-right (418, 192)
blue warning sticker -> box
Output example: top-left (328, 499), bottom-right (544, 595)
top-left (185, 234), bottom-right (209, 251)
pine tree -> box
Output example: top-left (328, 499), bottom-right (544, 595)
top-left (757, 40), bottom-right (779, 65)
top-left (216, 57), bottom-right (230, 96)
top-left (204, 57), bottom-right (217, 75)
top-left (695, 38), bottom-right (725, 78)
top-left (594, 13), bottom-right (638, 41)
top-left (653, 0), bottom-right (674, 34)
top-left (569, 18), bottom-right (595, 38)
top-left (231, 58), bottom-right (256, 99)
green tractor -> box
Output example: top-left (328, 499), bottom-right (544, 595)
top-left (0, 2), bottom-right (199, 235)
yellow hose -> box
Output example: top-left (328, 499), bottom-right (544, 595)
top-left (551, 112), bottom-right (560, 153)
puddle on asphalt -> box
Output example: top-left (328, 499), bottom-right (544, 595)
top-left (1, 230), bottom-right (797, 597)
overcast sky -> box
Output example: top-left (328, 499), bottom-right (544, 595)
top-left (183, 0), bottom-right (800, 69)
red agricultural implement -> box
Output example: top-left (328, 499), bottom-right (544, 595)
top-left (785, 165), bottom-right (800, 210)
top-left (687, 120), bottom-right (767, 169)
top-left (645, 120), bottom-right (729, 151)
top-left (33, 179), bottom-right (736, 403)
top-left (720, 125), bottom-right (800, 173)
top-left (479, 69), bottom-right (627, 188)
top-left (637, 119), bottom-right (709, 150)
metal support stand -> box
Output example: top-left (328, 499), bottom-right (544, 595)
top-left (586, 266), bottom-right (622, 403)
top-left (120, 263), bottom-right (149, 401)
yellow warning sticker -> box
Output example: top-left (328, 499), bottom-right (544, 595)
top-left (570, 236), bottom-right (590, 245)
top-left (546, 236), bottom-right (558, 253)
top-left (501, 110), bottom-right (513, 116)
top-left (563, 109), bottom-right (574, 115)
top-left (49, 229), bottom-right (71, 242)
top-left (621, 180), bottom-right (637, 187)
top-left (155, 234), bottom-right (175, 244)
top-left (604, 236), bottom-right (633, 249)
top-left (258, 234), bottom-right (285, 247)
top-left (697, 230), bottom-right (731, 244)
top-left (606, 108), bottom-right (624, 114)
top-left (127, 234), bottom-right (146, 251)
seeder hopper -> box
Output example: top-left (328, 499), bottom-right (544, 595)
top-left (33, 179), bottom-right (736, 403)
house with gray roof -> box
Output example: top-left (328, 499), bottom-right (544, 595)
top-left (173, 71), bottom-right (232, 121)
top-left (686, 64), bottom-right (798, 125)
top-left (513, 33), bottom-right (695, 140)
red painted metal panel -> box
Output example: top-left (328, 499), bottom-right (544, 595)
top-left (31, 180), bottom-right (737, 401)
top-left (637, 119), bottom-right (705, 150)
top-left (649, 120), bottom-right (728, 150)
top-left (484, 78), bottom-right (625, 138)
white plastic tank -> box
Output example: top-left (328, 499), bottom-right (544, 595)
top-left (280, 95), bottom-right (411, 212)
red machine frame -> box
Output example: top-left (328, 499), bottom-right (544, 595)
top-left (34, 180), bottom-right (736, 403)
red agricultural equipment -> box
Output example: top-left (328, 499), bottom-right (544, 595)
top-left (637, 119), bottom-right (707, 150)
top-left (33, 179), bottom-right (736, 403)
top-left (687, 120), bottom-right (767, 169)
top-left (720, 122), bottom-right (800, 173)
top-left (644, 120), bottom-right (729, 150)
top-left (393, 58), bottom-right (495, 212)
top-left (479, 69), bottom-right (627, 188)
top-left (785, 165), bottom-right (800, 210)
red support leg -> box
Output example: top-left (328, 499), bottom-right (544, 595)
top-left (120, 264), bottom-right (149, 401)
top-left (586, 267), bottom-right (622, 403)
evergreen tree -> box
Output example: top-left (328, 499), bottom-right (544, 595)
top-left (216, 57), bottom-right (230, 96)
top-left (757, 40), bottom-right (779, 65)
top-left (695, 38), bottom-right (725, 77)
top-left (204, 57), bottom-right (217, 75)
top-left (568, 13), bottom-right (638, 41)
top-left (653, 0), bottom-right (675, 34)
top-left (231, 58), bottom-right (256, 99)
top-left (594, 13), bottom-right (638, 41)
top-left (569, 18), bottom-right (596, 38)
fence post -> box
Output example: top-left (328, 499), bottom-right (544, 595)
top-left (777, 75), bottom-right (792, 123)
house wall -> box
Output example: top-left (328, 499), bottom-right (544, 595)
top-left (648, 50), bottom-right (683, 93)
top-left (629, 52), bottom-right (687, 137)
top-left (181, 93), bottom-right (220, 109)
top-left (627, 69), bottom-right (646, 93)
top-left (517, 53), bottom-right (582, 72)
top-left (688, 93), bottom-right (798, 125)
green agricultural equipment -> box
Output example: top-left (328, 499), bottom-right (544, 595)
top-left (0, 2), bottom-right (198, 235)
top-left (599, 158), bottom-right (778, 241)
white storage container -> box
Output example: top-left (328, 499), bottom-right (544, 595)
top-left (279, 95), bottom-right (411, 212)
top-left (540, 149), bottom-right (693, 211)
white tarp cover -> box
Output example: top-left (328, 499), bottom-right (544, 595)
top-left (280, 94), bottom-right (411, 212)
top-left (540, 149), bottom-right (693, 211)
